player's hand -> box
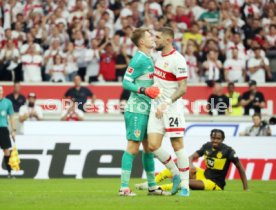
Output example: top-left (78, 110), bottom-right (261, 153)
top-left (155, 99), bottom-right (172, 119)
top-left (139, 86), bottom-right (161, 99)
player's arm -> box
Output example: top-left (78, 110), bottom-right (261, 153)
top-left (234, 160), bottom-right (248, 191)
top-left (170, 79), bottom-right (187, 103)
top-left (189, 152), bottom-right (200, 168)
top-left (122, 66), bottom-right (160, 99)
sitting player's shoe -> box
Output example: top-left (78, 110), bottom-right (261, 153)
top-left (171, 175), bottom-right (181, 195)
top-left (118, 187), bottom-right (136, 196)
top-left (135, 182), bottom-right (148, 190)
top-left (178, 187), bottom-right (190, 197)
top-left (148, 186), bottom-right (171, 196)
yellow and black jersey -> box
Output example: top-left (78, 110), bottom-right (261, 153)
top-left (196, 142), bottom-right (239, 189)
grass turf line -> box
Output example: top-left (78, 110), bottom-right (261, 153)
top-left (0, 179), bottom-right (275, 210)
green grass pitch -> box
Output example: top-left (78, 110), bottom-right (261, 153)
top-left (0, 179), bottom-right (275, 210)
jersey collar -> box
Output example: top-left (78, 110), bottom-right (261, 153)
top-left (162, 49), bottom-right (176, 57)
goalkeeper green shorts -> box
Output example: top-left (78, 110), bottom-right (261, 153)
top-left (124, 111), bottom-right (149, 142)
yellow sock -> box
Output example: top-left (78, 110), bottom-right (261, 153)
top-left (160, 183), bottom-right (173, 191)
top-left (155, 168), bottom-right (173, 183)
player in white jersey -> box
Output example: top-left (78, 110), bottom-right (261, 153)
top-left (147, 27), bottom-right (189, 196)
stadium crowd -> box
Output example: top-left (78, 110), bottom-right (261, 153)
top-left (0, 0), bottom-right (275, 84)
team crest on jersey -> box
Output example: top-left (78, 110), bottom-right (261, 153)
top-left (134, 129), bottom-right (141, 138)
top-left (163, 62), bottom-right (169, 69)
top-left (127, 67), bottom-right (134, 75)
top-left (217, 152), bottom-right (223, 159)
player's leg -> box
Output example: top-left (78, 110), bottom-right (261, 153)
top-left (170, 137), bottom-right (190, 196)
top-left (3, 149), bottom-right (12, 177)
top-left (142, 139), bottom-right (171, 196)
top-left (135, 167), bottom-right (172, 190)
top-left (147, 112), bottom-right (180, 195)
top-left (0, 128), bottom-right (12, 177)
top-left (120, 140), bottom-right (141, 196)
top-left (166, 113), bottom-right (189, 196)
top-left (119, 112), bottom-right (143, 196)
top-left (155, 168), bottom-right (173, 183)
top-left (189, 179), bottom-right (205, 190)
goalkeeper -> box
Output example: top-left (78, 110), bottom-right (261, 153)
top-left (135, 129), bottom-right (248, 191)
top-left (0, 86), bottom-right (16, 178)
top-left (119, 28), bottom-right (169, 196)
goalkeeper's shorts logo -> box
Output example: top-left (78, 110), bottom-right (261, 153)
top-left (134, 129), bottom-right (141, 138)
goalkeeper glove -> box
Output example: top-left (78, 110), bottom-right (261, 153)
top-left (139, 86), bottom-right (161, 99)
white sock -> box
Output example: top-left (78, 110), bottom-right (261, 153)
top-left (175, 148), bottom-right (189, 188)
top-left (153, 147), bottom-right (179, 176)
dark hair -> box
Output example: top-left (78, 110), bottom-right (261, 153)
top-left (157, 27), bottom-right (174, 39)
top-left (252, 113), bottom-right (262, 119)
top-left (210, 129), bottom-right (225, 140)
top-left (131, 28), bottom-right (150, 47)
top-left (228, 82), bottom-right (235, 87)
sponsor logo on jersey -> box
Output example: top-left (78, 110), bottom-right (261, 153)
top-left (178, 67), bottom-right (187, 74)
top-left (127, 67), bottom-right (134, 75)
top-left (217, 152), bottom-right (223, 159)
top-left (155, 69), bottom-right (166, 78)
top-left (134, 129), bottom-right (141, 138)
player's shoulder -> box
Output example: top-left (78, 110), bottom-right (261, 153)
top-left (172, 50), bottom-right (186, 62)
top-left (202, 142), bottom-right (212, 149)
top-left (221, 143), bottom-right (235, 153)
top-left (3, 97), bottom-right (12, 105)
top-left (132, 51), bottom-right (149, 62)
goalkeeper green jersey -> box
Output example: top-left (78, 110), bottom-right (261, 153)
top-left (123, 51), bottom-right (154, 115)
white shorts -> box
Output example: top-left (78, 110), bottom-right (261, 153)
top-left (147, 110), bottom-right (185, 138)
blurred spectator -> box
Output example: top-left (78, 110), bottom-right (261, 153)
top-left (6, 82), bottom-right (26, 112)
top-left (44, 39), bottom-right (65, 80)
top-left (199, 0), bottom-right (220, 25)
top-left (247, 47), bottom-right (272, 83)
top-left (202, 50), bottom-right (222, 86)
top-left (85, 39), bottom-right (101, 83)
top-left (20, 33), bottom-right (42, 55)
top-left (224, 48), bottom-right (246, 83)
top-left (185, 42), bottom-right (200, 83)
top-left (269, 116), bottom-right (276, 125)
top-left (206, 83), bottom-right (229, 115)
top-left (73, 30), bottom-right (88, 81)
top-left (61, 98), bottom-right (84, 121)
top-left (239, 113), bottom-right (271, 136)
top-left (19, 92), bottom-right (43, 123)
top-left (240, 80), bottom-right (265, 115)
top-left (64, 75), bottom-right (96, 112)
top-left (49, 54), bottom-right (66, 82)
top-left (64, 42), bottom-right (78, 82)
top-left (0, 39), bottom-right (19, 81)
top-left (225, 82), bottom-right (243, 116)
top-left (266, 24), bottom-right (276, 50)
top-left (225, 33), bottom-right (246, 61)
top-left (21, 44), bottom-right (43, 82)
top-left (182, 22), bottom-right (203, 50)
top-left (99, 43), bottom-right (117, 81)
top-left (115, 44), bottom-right (131, 82)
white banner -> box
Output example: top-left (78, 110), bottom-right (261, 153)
top-left (23, 121), bottom-right (276, 136)
top-left (1, 135), bottom-right (276, 180)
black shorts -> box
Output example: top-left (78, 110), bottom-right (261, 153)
top-left (0, 127), bottom-right (12, 149)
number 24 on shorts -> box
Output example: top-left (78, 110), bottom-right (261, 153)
top-left (169, 117), bottom-right (179, 127)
